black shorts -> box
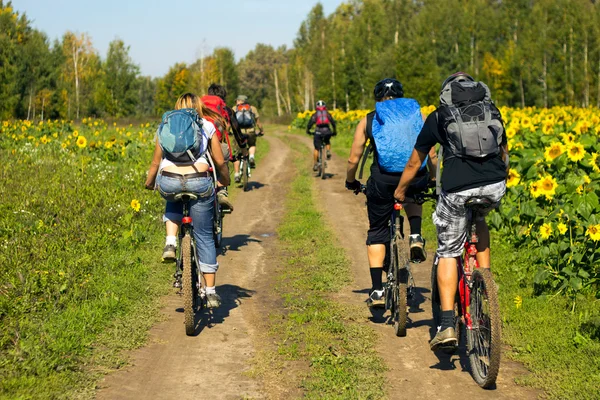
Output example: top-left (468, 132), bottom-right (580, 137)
top-left (366, 175), bottom-right (428, 245)
top-left (313, 127), bottom-right (332, 149)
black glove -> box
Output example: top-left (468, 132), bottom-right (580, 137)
top-left (345, 180), bottom-right (362, 194)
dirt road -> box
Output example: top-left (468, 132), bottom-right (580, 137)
top-left (291, 133), bottom-right (540, 399)
top-left (96, 135), bottom-right (294, 400)
top-left (96, 129), bottom-right (539, 399)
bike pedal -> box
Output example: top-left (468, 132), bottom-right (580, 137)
top-left (222, 209), bottom-right (233, 215)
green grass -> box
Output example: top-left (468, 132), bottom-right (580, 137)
top-left (255, 139), bottom-right (386, 399)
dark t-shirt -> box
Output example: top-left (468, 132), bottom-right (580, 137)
top-left (366, 111), bottom-right (426, 186)
top-left (414, 109), bottom-right (507, 193)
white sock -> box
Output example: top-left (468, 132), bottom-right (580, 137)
top-left (165, 236), bottom-right (177, 246)
top-left (205, 286), bottom-right (216, 294)
top-left (249, 155), bottom-right (255, 160)
top-left (409, 234), bottom-right (420, 239)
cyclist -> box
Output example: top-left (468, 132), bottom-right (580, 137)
top-left (345, 78), bottom-right (436, 307)
top-left (203, 84), bottom-right (249, 211)
top-left (144, 93), bottom-right (230, 308)
top-left (306, 100), bottom-right (337, 171)
top-left (394, 72), bottom-right (508, 350)
top-left (233, 95), bottom-right (264, 182)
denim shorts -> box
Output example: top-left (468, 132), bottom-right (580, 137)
top-left (156, 172), bottom-right (218, 273)
top-left (433, 180), bottom-right (506, 258)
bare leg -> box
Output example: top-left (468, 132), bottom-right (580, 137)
top-left (437, 257), bottom-right (458, 311)
top-left (403, 203), bottom-right (422, 220)
top-left (367, 244), bottom-right (386, 268)
top-left (203, 272), bottom-right (215, 288)
top-left (166, 220), bottom-right (180, 237)
top-left (234, 160), bottom-right (240, 174)
top-left (475, 219), bottom-right (491, 268)
top-left (313, 149), bottom-right (319, 164)
top-left (249, 146), bottom-right (256, 158)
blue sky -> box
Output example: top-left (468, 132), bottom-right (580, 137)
top-left (12, 0), bottom-right (344, 77)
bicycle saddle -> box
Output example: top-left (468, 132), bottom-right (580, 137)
top-left (465, 196), bottom-right (494, 212)
top-left (173, 192), bottom-right (198, 202)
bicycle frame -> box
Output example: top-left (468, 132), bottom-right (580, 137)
top-left (174, 201), bottom-right (203, 295)
top-left (457, 216), bottom-right (480, 330)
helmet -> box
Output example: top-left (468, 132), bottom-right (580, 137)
top-left (316, 100), bottom-right (326, 107)
top-left (374, 78), bottom-right (404, 100)
top-left (441, 72), bottom-right (474, 90)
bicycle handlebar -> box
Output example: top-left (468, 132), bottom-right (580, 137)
top-left (357, 184), bottom-right (438, 205)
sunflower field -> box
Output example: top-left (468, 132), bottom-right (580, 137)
top-left (292, 106), bottom-right (600, 295)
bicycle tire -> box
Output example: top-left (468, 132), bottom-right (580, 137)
top-left (320, 146), bottom-right (326, 180)
top-left (182, 234), bottom-right (195, 336)
top-left (213, 201), bottom-right (223, 248)
top-left (394, 236), bottom-right (409, 337)
top-left (467, 268), bottom-right (501, 388)
top-left (242, 160), bottom-right (249, 192)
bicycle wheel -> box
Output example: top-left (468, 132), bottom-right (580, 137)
top-left (394, 236), bottom-right (409, 337)
top-left (242, 160), bottom-right (249, 192)
top-left (181, 234), bottom-right (195, 336)
top-left (320, 146), bottom-right (326, 180)
top-left (213, 200), bottom-right (223, 248)
top-left (467, 268), bottom-right (501, 388)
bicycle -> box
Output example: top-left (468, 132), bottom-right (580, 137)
top-left (171, 193), bottom-right (204, 336)
top-left (309, 131), bottom-right (327, 179)
top-left (359, 186), bottom-right (435, 336)
top-left (237, 153), bottom-right (252, 192)
top-left (430, 196), bottom-right (501, 388)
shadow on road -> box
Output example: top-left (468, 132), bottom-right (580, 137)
top-left (219, 234), bottom-right (262, 254)
top-left (175, 284), bottom-right (256, 336)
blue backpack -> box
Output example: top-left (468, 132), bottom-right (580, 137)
top-left (371, 98), bottom-right (426, 173)
top-left (157, 108), bottom-right (208, 163)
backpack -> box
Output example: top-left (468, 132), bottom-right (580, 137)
top-left (201, 95), bottom-right (230, 141)
top-left (369, 98), bottom-right (426, 174)
top-left (315, 105), bottom-right (330, 126)
top-left (236, 103), bottom-right (255, 129)
top-left (439, 81), bottom-right (503, 161)
top-left (157, 108), bottom-right (208, 163)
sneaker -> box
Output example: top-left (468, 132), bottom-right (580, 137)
top-left (162, 244), bottom-right (176, 262)
top-left (409, 234), bottom-right (427, 263)
top-left (249, 157), bottom-right (256, 169)
top-left (430, 326), bottom-right (458, 351)
top-left (313, 163), bottom-right (319, 171)
top-left (206, 292), bottom-right (222, 308)
top-left (326, 150), bottom-right (331, 160)
top-left (367, 289), bottom-right (385, 308)
top-left (217, 190), bottom-right (234, 212)
top-left (234, 173), bottom-right (241, 183)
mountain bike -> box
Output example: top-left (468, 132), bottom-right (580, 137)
top-left (430, 196), bottom-right (501, 388)
top-left (237, 154), bottom-right (251, 192)
top-left (360, 186), bottom-right (435, 336)
top-left (171, 193), bottom-right (204, 336)
top-left (309, 131), bottom-right (327, 179)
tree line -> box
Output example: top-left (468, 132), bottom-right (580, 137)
top-left (2, 0), bottom-right (599, 121)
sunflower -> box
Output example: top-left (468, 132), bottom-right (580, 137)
top-left (506, 126), bottom-right (517, 139)
top-left (506, 169), bottom-right (521, 188)
top-left (560, 132), bottom-right (575, 144)
top-left (544, 142), bottom-right (564, 162)
top-left (557, 223), bottom-right (568, 235)
top-left (530, 181), bottom-right (543, 198)
top-left (130, 199), bottom-right (141, 212)
top-left (40, 135), bottom-right (49, 144)
top-left (76, 136), bottom-right (87, 148)
top-left (542, 121), bottom-right (554, 135)
top-left (566, 142), bottom-right (585, 162)
top-left (539, 223), bottom-right (552, 240)
top-left (583, 175), bottom-right (591, 185)
top-left (72, 130), bottom-right (79, 137)
top-left (591, 153), bottom-right (600, 173)
top-left (538, 175), bottom-right (558, 198)
top-left (586, 224), bottom-right (600, 242)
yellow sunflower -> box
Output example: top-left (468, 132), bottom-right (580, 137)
top-left (40, 135), bottom-right (49, 144)
top-left (538, 175), bottom-right (558, 198)
top-left (566, 142), bottom-right (585, 162)
top-left (539, 223), bottom-right (552, 240)
top-left (76, 136), bottom-right (87, 149)
top-left (544, 142), bottom-right (564, 162)
top-left (560, 132), bottom-right (575, 144)
top-left (72, 130), bottom-right (79, 137)
top-left (130, 199), bottom-right (141, 212)
top-left (586, 224), bottom-right (600, 242)
top-left (557, 223), bottom-right (568, 235)
top-left (591, 153), bottom-right (600, 173)
top-left (530, 181), bottom-right (543, 198)
top-left (507, 169), bottom-right (521, 188)
top-left (506, 126), bottom-right (517, 139)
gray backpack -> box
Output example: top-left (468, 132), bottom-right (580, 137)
top-left (439, 81), bottom-right (504, 160)
top-left (435, 81), bottom-right (505, 194)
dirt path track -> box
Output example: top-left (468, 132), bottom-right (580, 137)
top-left (96, 130), bottom-right (540, 399)
top-left (96, 135), bottom-right (293, 400)
top-left (291, 133), bottom-right (540, 399)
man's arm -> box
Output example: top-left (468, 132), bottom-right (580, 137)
top-left (346, 117), bottom-right (367, 183)
top-left (394, 149), bottom-right (428, 201)
top-left (306, 114), bottom-right (316, 134)
top-left (427, 146), bottom-right (438, 180)
top-left (328, 112), bottom-right (337, 133)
